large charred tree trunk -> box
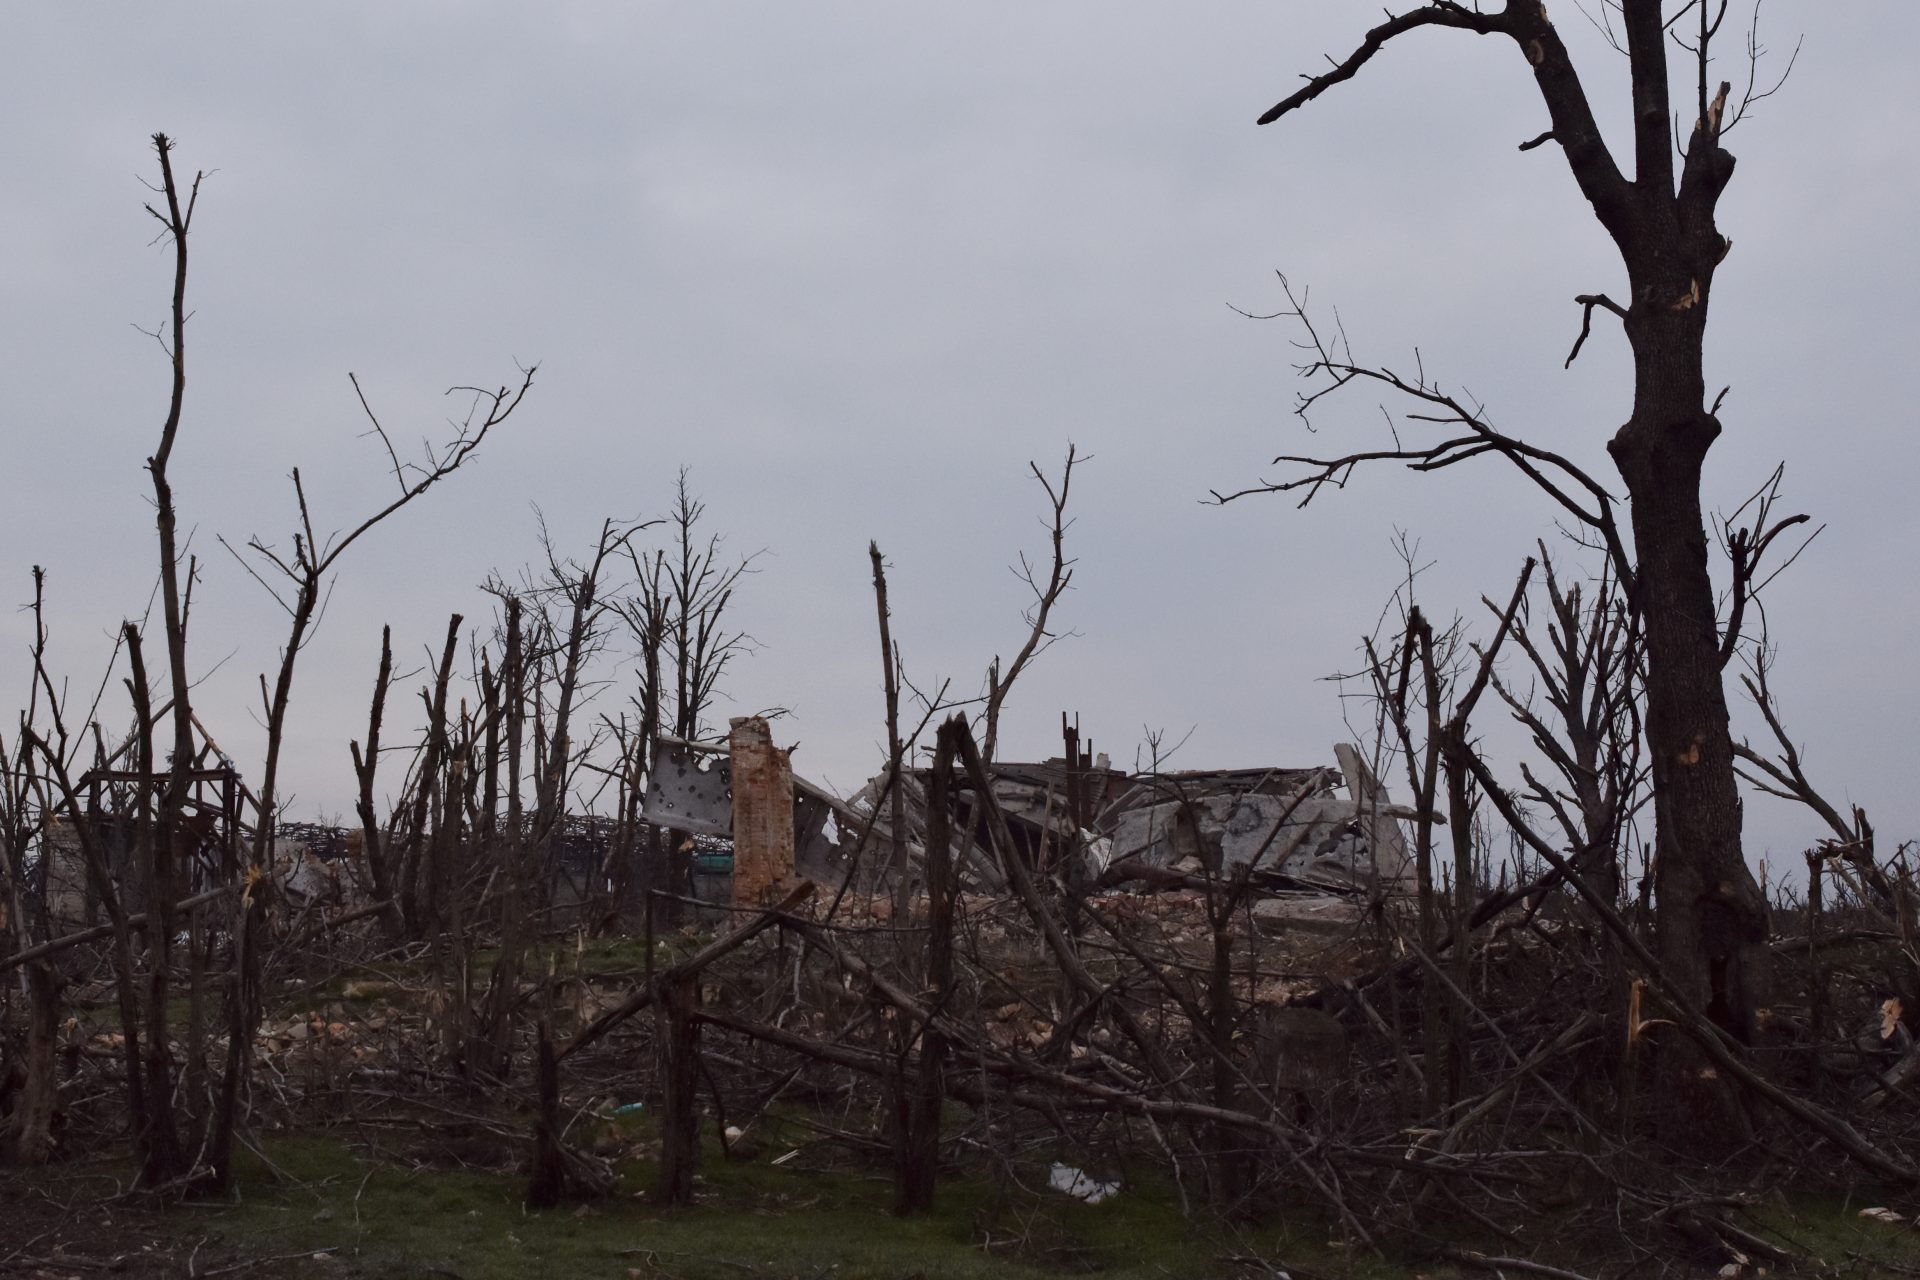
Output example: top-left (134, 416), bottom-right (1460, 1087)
top-left (1611, 308), bottom-right (1770, 1045)
top-left (1251, 2), bottom-right (1772, 1065)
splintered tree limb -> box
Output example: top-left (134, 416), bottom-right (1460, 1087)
top-left (0, 884), bottom-right (235, 974)
top-left (1440, 1250), bottom-right (1596, 1280)
top-left (1257, 5), bottom-right (1633, 243)
top-left (556, 879), bottom-right (814, 1062)
top-left (1565, 293), bottom-right (1628, 367)
top-left (868, 541), bottom-right (909, 895)
top-left (279, 897), bottom-right (399, 952)
top-left (1256, 5), bottom-right (1503, 126)
top-left (700, 988), bottom-right (1372, 1245)
top-left (981, 446), bottom-right (1079, 763)
top-left (1213, 276), bottom-right (1636, 596)
top-left (1716, 471), bottom-right (1817, 669)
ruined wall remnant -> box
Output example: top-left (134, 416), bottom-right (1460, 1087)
top-left (728, 716), bottom-right (794, 907)
top-left (43, 819), bottom-right (92, 929)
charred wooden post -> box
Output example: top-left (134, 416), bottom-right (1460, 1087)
top-left (1059, 712), bottom-right (1092, 935)
top-left (1806, 850), bottom-right (1828, 1091)
top-left (527, 1022), bottom-right (566, 1208)
top-left (524, 1018), bottom-right (611, 1208)
top-left (657, 973), bottom-right (701, 1207)
top-left (896, 716), bottom-right (960, 1215)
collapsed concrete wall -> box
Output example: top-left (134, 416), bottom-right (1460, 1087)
top-left (640, 732), bottom-right (856, 893)
top-left (1101, 746), bottom-right (1411, 890)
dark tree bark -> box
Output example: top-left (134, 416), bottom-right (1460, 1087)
top-left (868, 542), bottom-right (908, 903)
top-left (123, 625), bottom-right (184, 1182)
top-left (475, 599), bottom-right (524, 1084)
top-left (526, 1023), bottom-right (567, 1209)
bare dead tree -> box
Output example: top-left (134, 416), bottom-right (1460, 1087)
top-left (523, 519), bottom-right (638, 861)
top-left (612, 550), bottom-right (670, 923)
top-left (1736, 647), bottom-right (1915, 971)
top-left (472, 598), bottom-right (525, 1082)
top-left (868, 542), bottom-right (909, 904)
top-left (1365, 600), bottom-right (1456, 1114)
top-left (1225, 5), bottom-right (1806, 1110)
top-left (661, 470), bottom-right (758, 745)
top-left (207, 362), bottom-right (531, 1187)
top-left (1491, 548), bottom-right (1646, 913)
top-left (123, 133), bottom-right (206, 1185)
top-left (636, 472), bottom-right (760, 919)
top-left (981, 445), bottom-right (1081, 764)
top-left (0, 569), bottom-right (77, 1166)
top-left (472, 518), bottom-right (636, 1079)
top-left (223, 364), bottom-right (535, 917)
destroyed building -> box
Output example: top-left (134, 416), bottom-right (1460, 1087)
top-left (640, 718), bottom-right (1414, 908)
top-left (37, 711), bottom-right (1413, 932)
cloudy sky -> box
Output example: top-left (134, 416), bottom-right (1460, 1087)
top-left (2, 3), bottom-right (1913, 872)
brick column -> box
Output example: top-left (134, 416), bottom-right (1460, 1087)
top-left (728, 716), bottom-right (794, 907)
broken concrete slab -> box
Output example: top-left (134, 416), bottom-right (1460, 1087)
top-left (641, 738), bottom-right (735, 839)
top-left (1250, 894), bottom-right (1367, 936)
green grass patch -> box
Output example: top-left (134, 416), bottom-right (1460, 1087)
top-left (181, 1128), bottom-right (1422, 1280)
top-left (1743, 1187), bottom-right (1920, 1275)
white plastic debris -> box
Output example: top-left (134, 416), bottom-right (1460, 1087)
top-left (1048, 1163), bottom-right (1120, 1204)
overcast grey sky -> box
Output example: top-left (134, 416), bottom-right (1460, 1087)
top-left (2, 3), bottom-right (1913, 873)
